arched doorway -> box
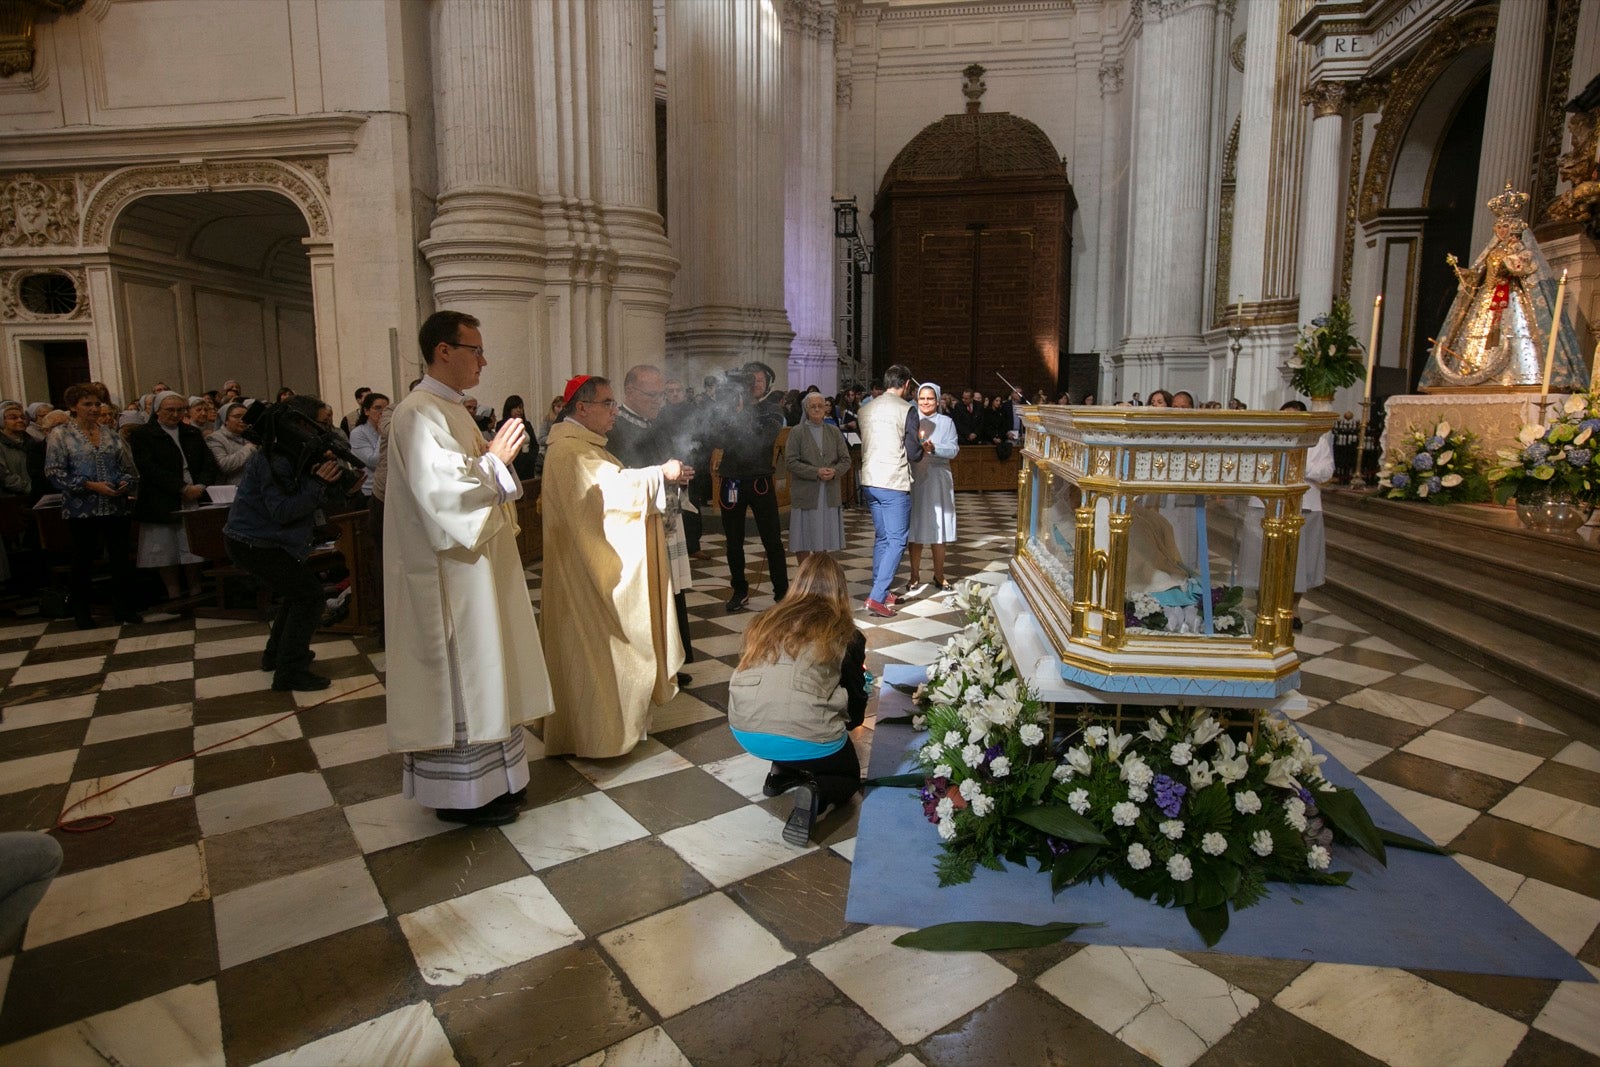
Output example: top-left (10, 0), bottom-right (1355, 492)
top-left (872, 110), bottom-right (1075, 399)
top-left (106, 190), bottom-right (317, 401)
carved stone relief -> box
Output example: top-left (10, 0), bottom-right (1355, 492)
top-left (0, 173), bottom-right (78, 247)
top-left (1098, 62), bottom-right (1124, 97)
top-left (80, 159), bottom-right (331, 245)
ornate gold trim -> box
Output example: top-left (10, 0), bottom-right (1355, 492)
top-left (1533, 0), bottom-right (1581, 223)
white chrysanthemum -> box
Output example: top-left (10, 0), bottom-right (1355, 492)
top-left (937, 817), bottom-right (957, 841)
top-left (1019, 723), bottom-right (1045, 747)
top-left (943, 730), bottom-right (963, 747)
top-left (933, 764), bottom-right (952, 780)
top-left (1169, 742), bottom-right (1193, 766)
top-left (1234, 790), bottom-right (1262, 815)
top-left (959, 778), bottom-right (984, 802)
top-left (970, 793), bottom-right (995, 817)
top-left (1250, 830), bottom-right (1273, 856)
top-left (1127, 784), bottom-right (1148, 803)
top-left (1159, 819), bottom-right (1185, 840)
top-left (1111, 802), bottom-right (1139, 826)
top-left (1067, 789), bottom-right (1090, 814)
top-left (1284, 797), bottom-right (1308, 832)
top-left (1083, 725), bottom-right (1108, 748)
top-left (922, 743), bottom-right (943, 763)
top-left (990, 756), bottom-right (1012, 778)
top-left (961, 743), bottom-right (983, 766)
top-left (1127, 843), bottom-right (1152, 870)
top-left (936, 796), bottom-right (954, 819)
top-left (1201, 832), bottom-right (1227, 856)
top-left (1167, 854), bottom-right (1194, 881)
top-left (1125, 759), bottom-right (1155, 788)
top-left (1052, 763), bottom-right (1074, 782)
top-left (1306, 845), bottom-right (1331, 870)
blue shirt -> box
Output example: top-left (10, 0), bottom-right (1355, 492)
top-left (44, 422), bottom-right (138, 519)
top-left (224, 451), bottom-right (341, 559)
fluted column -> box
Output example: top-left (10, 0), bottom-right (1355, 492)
top-left (593, 0), bottom-right (677, 376)
top-left (666, 0), bottom-right (794, 385)
top-left (1470, 2), bottom-right (1546, 250)
top-left (1296, 81), bottom-right (1348, 324)
top-left (419, 0), bottom-right (543, 402)
top-left (1122, 0), bottom-right (1219, 370)
top-left (1227, 0), bottom-right (1280, 309)
top-left (784, 0), bottom-right (839, 393)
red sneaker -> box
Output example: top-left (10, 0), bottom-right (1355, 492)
top-left (864, 598), bottom-right (897, 618)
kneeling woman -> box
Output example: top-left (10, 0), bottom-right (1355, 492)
top-left (728, 554), bottom-right (870, 845)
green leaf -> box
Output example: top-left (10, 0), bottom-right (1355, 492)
top-left (1051, 845), bottom-right (1102, 893)
top-left (861, 773), bottom-right (926, 788)
top-left (1185, 903), bottom-right (1230, 947)
top-left (1378, 828), bottom-right (1454, 855)
top-left (1316, 788), bottom-right (1386, 865)
top-left (1011, 804), bottom-right (1111, 845)
top-left (893, 920), bottom-right (1101, 952)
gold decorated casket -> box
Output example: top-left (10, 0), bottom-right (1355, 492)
top-left (1012, 407), bottom-right (1337, 699)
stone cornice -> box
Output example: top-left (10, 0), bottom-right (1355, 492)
top-left (0, 113), bottom-right (367, 170)
top-left (865, 0), bottom-right (1072, 21)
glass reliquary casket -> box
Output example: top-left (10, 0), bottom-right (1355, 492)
top-left (1012, 407), bottom-right (1337, 699)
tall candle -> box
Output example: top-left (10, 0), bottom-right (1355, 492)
top-left (1363, 294), bottom-right (1383, 402)
top-left (1591, 341), bottom-right (1599, 392)
top-left (1540, 269), bottom-right (1567, 408)
top-left (1235, 294), bottom-right (1244, 322)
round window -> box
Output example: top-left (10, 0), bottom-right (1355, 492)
top-left (18, 272), bottom-right (79, 316)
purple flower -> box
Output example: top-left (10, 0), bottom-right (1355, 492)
top-left (1523, 442), bottom-right (1550, 463)
top-left (983, 744), bottom-right (1004, 765)
top-left (1426, 476), bottom-right (1442, 493)
top-left (1390, 472), bottom-right (1410, 489)
top-left (1046, 837), bottom-right (1072, 857)
top-left (1412, 452), bottom-right (1434, 471)
top-left (1426, 435), bottom-right (1446, 451)
top-left (1153, 774), bottom-right (1187, 818)
top-left (1565, 447), bottom-right (1593, 467)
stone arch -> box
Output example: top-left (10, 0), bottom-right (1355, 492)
top-left (1358, 6), bottom-right (1496, 222)
top-left (80, 158), bottom-right (332, 247)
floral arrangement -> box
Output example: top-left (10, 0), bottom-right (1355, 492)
top-left (909, 581), bottom-right (1413, 946)
top-left (1376, 420), bottom-right (1490, 504)
top-left (1125, 585), bottom-right (1248, 636)
top-left (1488, 391), bottom-right (1600, 506)
top-left (1287, 298), bottom-right (1366, 399)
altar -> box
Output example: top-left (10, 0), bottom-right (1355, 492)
top-left (1381, 392), bottom-right (1576, 459)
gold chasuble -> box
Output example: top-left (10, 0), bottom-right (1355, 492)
top-left (540, 420), bottom-right (684, 758)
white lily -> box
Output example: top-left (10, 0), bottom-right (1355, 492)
top-left (1189, 715), bottom-right (1222, 746)
top-left (1436, 450), bottom-right (1454, 465)
top-left (1518, 423), bottom-right (1545, 445)
top-left (1441, 473), bottom-right (1462, 487)
top-left (1566, 394), bottom-right (1587, 415)
top-left (1436, 420), bottom-right (1451, 437)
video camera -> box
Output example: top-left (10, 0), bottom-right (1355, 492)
top-left (243, 400), bottom-right (363, 480)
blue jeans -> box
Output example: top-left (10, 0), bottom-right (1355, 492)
top-left (862, 486), bottom-right (910, 602)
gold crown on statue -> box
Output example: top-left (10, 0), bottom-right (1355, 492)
top-left (1487, 182), bottom-right (1529, 223)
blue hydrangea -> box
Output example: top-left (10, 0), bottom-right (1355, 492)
top-left (1426, 435), bottom-right (1446, 451)
top-left (1412, 452), bottom-right (1434, 471)
top-left (1427, 476), bottom-right (1442, 493)
top-left (1390, 472), bottom-right (1410, 489)
top-left (1523, 442), bottom-right (1550, 463)
top-left (1565, 447), bottom-right (1594, 467)
top-left (1579, 418), bottom-right (1600, 436)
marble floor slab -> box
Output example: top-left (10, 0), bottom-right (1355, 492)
top-left (25, 843), bottom-right (207, 950)
top-left (194, 771), bottom-right (334, 837)
top-left (398, 874), bottom-right (583, 987)
top-left (342, 792), bottom-right (456, 854)
top-left (569, 739), bottom-right (695, 791)
top-left (658, 805), bottom-right (811, 888)
top-left (213, 856), bottom-right (387, 969)
top-left (1402, 730), bottom-right (1546, 782)
top-left (497, 790), bottom-right (650, 871)
top-left (0, 979), bottom-right (223, 1067)
top-left (57, 759), bottom-right (194, 820)
top-left (257, 1001), bottom-right (458, 1067)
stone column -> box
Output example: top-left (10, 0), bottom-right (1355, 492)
top-left (419, 0), bottom-right (543, 404)
top-left (1470, 1), bottom-right (1546, 250)
top-left (1226, 0), bottom-right (1280, 310)
top-left (1122, 0), bottom-right (1219, 376)
top-left (783, 0), bottom-right (839, 393)
top-left (1296, 81), bottom-right (1348, 324)
top-left (593, 0), bottom-right (677, 377)
top-left (666, 0), bottom-right (794, 386)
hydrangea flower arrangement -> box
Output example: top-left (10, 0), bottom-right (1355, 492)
top-left (1488, 391), bottom-right (1600, 506)
top-left (1376, 420), bottom-right (1490, 504)
top-left (911, 582), bottom-right (1401, 946)
top-left (1287, 298), bottom-right (1366, 399)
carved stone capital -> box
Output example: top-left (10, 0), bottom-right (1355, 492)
top-left (1301, 80), bottom-right (1350, 119)
top-left (1348, 75), bottom-right (1390, 116)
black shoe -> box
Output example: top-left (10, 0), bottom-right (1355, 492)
top-left (261, 649), bottom-right (316, 672)
top-left (1292, 617), bottom-right (1304, 632)
top-left (726, 592), bottom-right (749, 613)
top-left (74, 615), bottom-right (96, 631)
top-left (762, 766), bottom-right (810, 798)
top-left (676, 671), bottom-right (692, 687)
top-left (783, 783), bottom-right (819, 846)
top-left (272, 669), bottom-right (331, 692)
top-left (436, 801), bottom-right (519, 827)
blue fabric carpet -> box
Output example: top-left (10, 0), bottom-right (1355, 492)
top-left (847, 665), bottom-right (1591, 981)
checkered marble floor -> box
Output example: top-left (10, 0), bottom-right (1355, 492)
top-left (1, 491), bottom-right (1597, 1066)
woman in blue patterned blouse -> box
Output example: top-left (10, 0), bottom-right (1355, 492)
top-left (45, 383), bottom-right (142, 628)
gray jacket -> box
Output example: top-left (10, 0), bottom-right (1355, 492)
top-left (784, 421), bottom-right (851, 511)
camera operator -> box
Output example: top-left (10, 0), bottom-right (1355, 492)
top-left (715, 360), bottom-right (788, 612)
top-left (223, 395), bottom-right (361, 692)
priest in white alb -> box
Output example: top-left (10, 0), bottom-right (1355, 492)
top-left (540, 374), bottom-right (691, 758)
top-left (384, 310), bottom-right (553, 827)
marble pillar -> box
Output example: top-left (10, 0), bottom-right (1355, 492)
top-left (419, 0), bottom-right (544, 405)
top-left (1470, 0), bottom-right (1546, 251)
top-left (1226, 0), bottom-right (1280, 310)
top-left (666, 0), bottom-right (794, 386)
top-left (1122, 0), bottom-right (1219, 380)
top-left (1296, 81), bottom-right (1348, 325)
top-left (783, 0), bottom-right (839, 393)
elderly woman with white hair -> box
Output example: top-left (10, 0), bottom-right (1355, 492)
top-left (208, 401), bottom-right (257, 485)
top-left (129, 390), bottom-right (223, 601)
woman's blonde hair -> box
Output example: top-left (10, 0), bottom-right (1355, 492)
top-left (737, 554), bottom-right (859, 670)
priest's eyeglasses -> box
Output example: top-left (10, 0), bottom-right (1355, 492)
top-left (445, 342), bottom-right (485, 357)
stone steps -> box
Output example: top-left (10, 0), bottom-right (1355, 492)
top-left (1317, 490), bottom-right (1600, 712)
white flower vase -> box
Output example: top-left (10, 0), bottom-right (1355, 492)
top-left (1309, 396), bottom-right (1335, 413)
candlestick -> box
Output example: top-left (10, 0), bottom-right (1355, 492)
top-left (1363, 294), bottom-right (1383, 402)
top-left (1539, 269), bottom-right (1567, 411)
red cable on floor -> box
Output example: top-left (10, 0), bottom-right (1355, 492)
top-left (52, 679), bottom-right (383, 834)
